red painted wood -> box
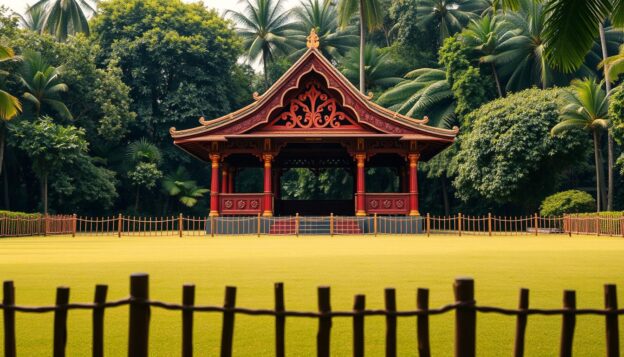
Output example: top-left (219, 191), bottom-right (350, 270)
top-left (219, 194), bottom-right (265, 215)
top-left (408, 154), bottom-right (420, 216)
top-left (364, 193), bottom-right (410, 215)
top-left (355, 154), bottom-right (366, 216)
top-left (210, 154), bottom-right (220, 216)
top-left (263, 154), bottom-right (273, 216)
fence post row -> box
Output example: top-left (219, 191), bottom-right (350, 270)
top-left (317, 286), bottom-right (331, 357)
top-left (182, 284), bottom-right (195, 357)
top-left (53, 287), bottom-right (70, 357)
top-left (128, 274), bottom-right (150, 357)
top-left (3, 280), bottom-right (16, 357)
top-left (454, 278), bottom-right (475, 357)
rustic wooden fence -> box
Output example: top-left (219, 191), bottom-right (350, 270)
top-left (0, 213), bottom-right (622, 237)
top-left (1, 273), bottom-right (622, 357)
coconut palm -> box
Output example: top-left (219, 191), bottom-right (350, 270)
top-left (0, 45), bottom-right (22, 178)
top-left (227, 0), bottom-right (294, 87)
top-left (462, 14), bottom-right (506, 97)
top-left (377, 68), bottom-right (455, 127)
top-left (17, 4), bottom-right (45, 32)
top-left (29, 0), bottom-right (95, 41)
top-left (288, 0), bottom-right (358, 61)
top-left (416, 0), bottom-right (488, 46)
top-left (19, 50), bottom-right (71, 119)
top-left (126, 138), bottom-right (162, 166)
top-left (601, 44), bottom-right (624, 82)
top-left (162, 167), bottom-right (209, 209)
top-left (341, 45), bottom-right (404, 92)
top-left (337, 0), bottom-right (384, 93)
top-left (551, 78), bottom-right (610, 212)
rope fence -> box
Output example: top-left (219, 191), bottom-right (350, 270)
top-left (0, 213), bottom-right (622, 237)
top-left (1, 274), bottom-right (621, 357)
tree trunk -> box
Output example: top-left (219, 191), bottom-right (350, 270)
top-left (135, 188), bottom-right (140, 213)
top-left (42, 173), bottom-right (48, 215)
top-left (359, 0), bottom-right (366, 94)
top-left (491, 63), bottom-right (504, 98)
top-left (593, 130), bottom-right (606, 212)
top-left (3, 161), bottom-right (8, 210)
top-left (599, 22), bottom-right (614, 211)
top-left (263, 58), bottom-right (269, 90)
top-left (441, 177), bottom-right (450, 216)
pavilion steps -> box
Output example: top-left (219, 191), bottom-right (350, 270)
top-left (268, 217), bottom-right (362, 235)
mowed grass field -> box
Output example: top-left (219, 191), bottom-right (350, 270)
top-left (0, 235), bottom-right (623, 356)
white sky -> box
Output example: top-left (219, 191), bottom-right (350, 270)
top-left (2, 0), bottom-right (299, 15)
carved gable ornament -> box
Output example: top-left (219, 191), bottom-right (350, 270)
top-left (262, 77), bottom-right (364, 131)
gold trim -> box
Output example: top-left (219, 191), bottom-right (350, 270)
top-left (409, 210), bottom-right (420, 216)
top-left (306, 28), bottom-right (320, 49)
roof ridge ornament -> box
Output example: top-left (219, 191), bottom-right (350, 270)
top-left (307, 28), bottom-right (320, 49)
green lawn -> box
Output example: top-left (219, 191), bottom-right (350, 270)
top-left (0, 234), bottom-right (623, 356)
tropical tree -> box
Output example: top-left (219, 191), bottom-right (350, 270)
top-left (126, 138), bottom-right (163, 212)
top-left (162, 167), bottom-right (209, 209)
top-left (600, 44), bottom-right (624, 82)
top-left (28, 0), bottom-right (95, 41)
top-left (227, 0), bottom-right (294, 87)
top-left (337, 0), bottom-right (384, 93)
top-left (10, 117), bottom-right (88, 214)
top-left (462, 14), bottom-right (505, 97)
top-left (415, 0), bottom-right (487, 46)
top-left (341, 45), bottom-right (404, 92)
top-left (288, 0), bottom-right (358, 61)
top-left (377, 68), bottom-right (455, 127)
top-left (551, 79), bottom-right (610, 212)
top-left (0, 44), bottom-right (21, 179)
top-left (17, 4), bottom-right (44, 32)
top-left (18, 50), bottom-right (71, 119)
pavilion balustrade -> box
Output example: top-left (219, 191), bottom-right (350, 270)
top-left (218, 193), bottom-right (267, 215)
top-left (359, 193), bottom-right (411, 215)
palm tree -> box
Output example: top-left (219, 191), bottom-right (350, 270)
top-left (337, 0), bottom-right (384, 93)
top-left (288, 0), bottom-right (358, 61)
top-left (551, 78), bottom-right (610, 212)
top-left (0, 45), bottom-right (22, 179)
top-left (19, 50), bottom-right (71, 119)
top-left (600, 44), bottom-right (624, 82)
top-left (29, 0), bottom-right (95, 41)
top-left (341, 45), bottom-right (404, 92)
top-left (377, 68), bottom-right (456, 127)
top-left (416, 0), bottom-right (488, 46)
top-left (462, 14), bottom-right (505, 97)
top-left (17, 4), bottom-right (45, 32)
top-left (227, 0), bottom-right (294, 87)
top-left (126, 138), bottom-right (162, 166)
top-left (126, 138), bottom-right (162, 212)
top-left (162, 167), bottom-right (209, 210)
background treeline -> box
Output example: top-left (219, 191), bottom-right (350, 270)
top-left (1, 0), bottom-right (624, 216)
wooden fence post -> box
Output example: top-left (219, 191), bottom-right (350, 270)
top-left (330, 213), bottom-right (334, 237)
top-left (534, 213), bottom-right (539, 236)
top-left (560, 290), bottom-right (576, 357)
top-left (426, 213), bottom-right (430, 237)
top-left (257, 213), bottom-right (261, 237)
top-left (374, 213), bottom-right (378, 237)
top-left (454, 278), bottom-right (475, 357)
top-left (620, 215), bottom-right (624, 238)
top-left (353, 294), bottom-right (366, 357)
top-left (210, 216), bottom-right (215, 237)
top-left (53, 287), bottom-right (70, 357)
top-left (295, 213), bottom-right (300, 237)
top-left (182, 284), bottom-right (195, 357)
top-left (275, 283), bottom-right (286, 357)
top-left (604, 284), bottom-right (619, 357)
top-left (44, 214), bottom-right (48, 237)
top-left (317, 286), bottom-right (331, 357)
top-left (72, 214), bottom-right (77, 237)
top-left (118, 214), bottom-right (122, 238)
top-left (417, 288), bottom-right (431, 357)
top-left (513, 288), bottom-right (529, 357)
top-left (220, 286), bottom-right (237, 357)
top-left (93, 285), bottom-right (108, 357)
top-left (128, 274), bottom-right (150, 357)
top-left (458, 213), bottom-right (462, 237)
top-left (596, 215), bottom-right (600, 236)
top-left (488, 213), bottom-right (492, 236)
top-left (3, 280), bottom-right (16, 357)
top-left (179, 214), bottom-right (183, 238)
top-left (385, 288), bottom-right (397, 357)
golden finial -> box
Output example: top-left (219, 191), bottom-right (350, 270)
top-left (253, 91), bottom-right (262, 100)
top-left (307, 28), bottom-right (320, 49)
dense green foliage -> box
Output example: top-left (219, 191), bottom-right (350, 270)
top-left (2, 0), bottom-right (623, 215)
top-left (454, 88), bottom-right (587, 211)
top-left (540, 190), bottom-right (596, 216)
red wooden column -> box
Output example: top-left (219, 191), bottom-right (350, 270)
top-left (355, 153), bottom-right (366, 216)
top-left (262, 154), bottom-right (273, 216)
top-left (209, 154), bottom-right (220, 217)
top-left (408, 153), bottom-right (420, 216)
top-left (221, 164), bottom-right (228, 194)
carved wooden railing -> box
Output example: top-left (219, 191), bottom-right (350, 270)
top-left (359, 193), bottom-right (410, 215)
top-left (219, 193), bottom-right (266, 215)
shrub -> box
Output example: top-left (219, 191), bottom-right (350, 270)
top-left (540, 190), bottom-right (596, 217)
top-left (0, 210), bottom-right (41, 218)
